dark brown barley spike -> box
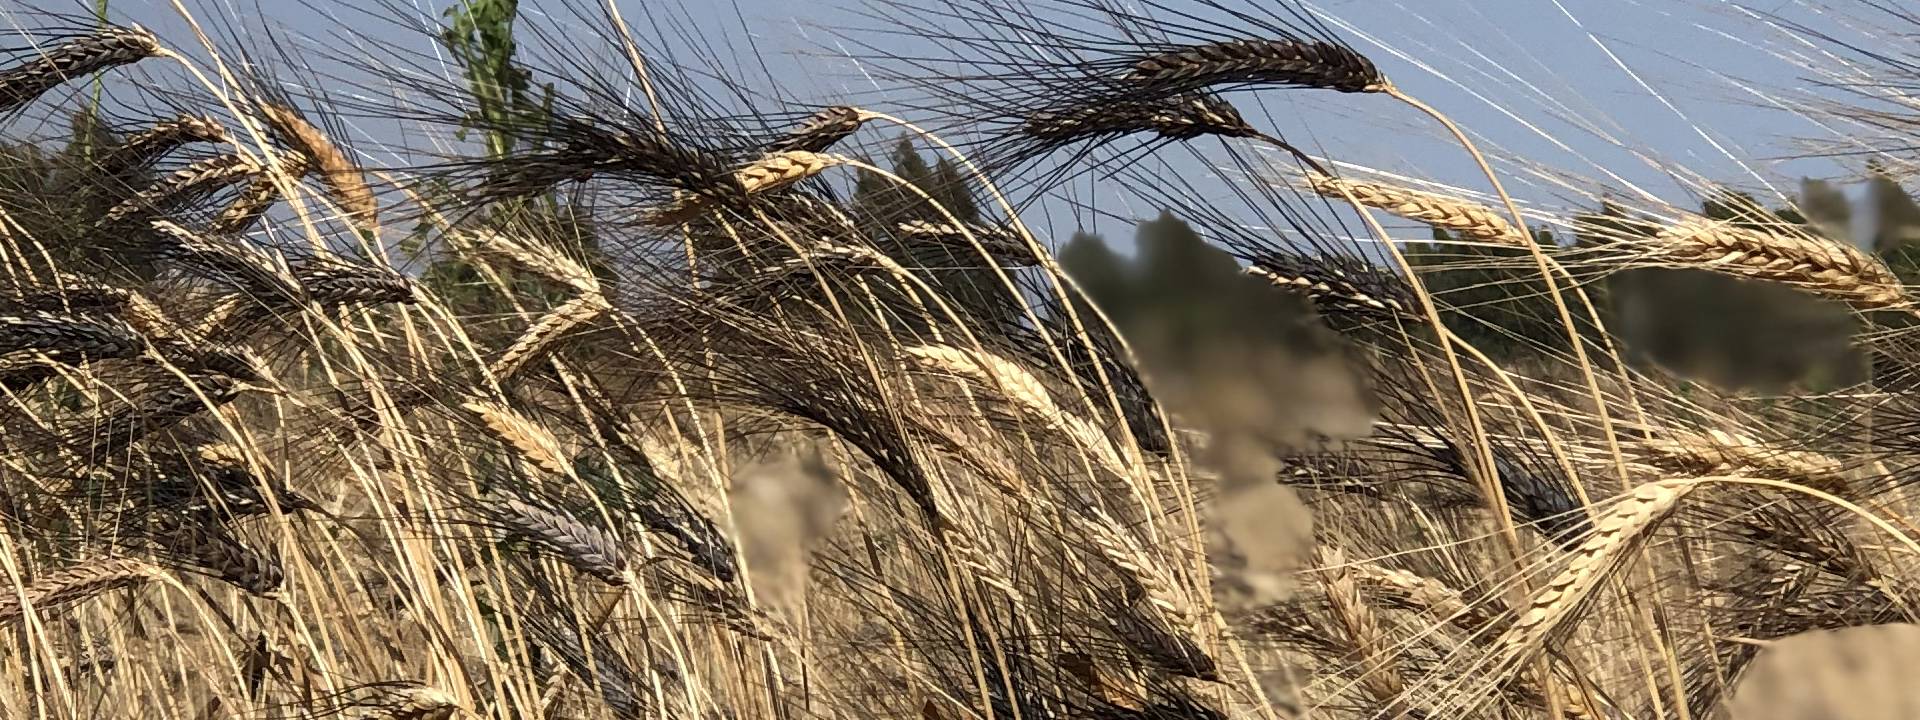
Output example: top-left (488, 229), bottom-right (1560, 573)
top-left (149, 221), bottom-right (302, 300)
top-left (1024, 94), bottom-right (1257, 143)
top-left (85, 373), bottom-right (242, 458)
top-left (292, 258), bottom-right (416, 308)
top-left (140, 446), bottom-right (318, 524)
top-left (99, 154), bottom-right (261, 229)
top-left (0, 311), bottom-right (144, 362)
top-left (207, 151), bottom-right (313, 236)
top-left (0, 26), bottom-right (161, 113)
top-left (487, 116), bottom-right (741, 204)
top-left (0, 283), bottom-right (130, 316)
top-left (768, 105), bottom-right (866, 153)
top-left (340, 681), bottom-right (460, 720)
top-left (1108, 607), bottom-right (1220, 681)
top-left (95, 114), bottom-right (228, 177)
top-left (206, 176), bottom-right (286, 236)
top-left (1125, 39), bottom-right (1386, 94)
top-left (572, 449), bottom-right (740, 583)
top-left (500, 497), bottom-right (631, 586)
top-left (330, 381), bottom-right (433, 435)
top-left (152, 341), bottom-right (265, 383)
top-left (157, 520), bottom-right (283, 596)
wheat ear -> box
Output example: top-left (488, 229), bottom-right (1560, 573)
top-left (0, 558), bottom-right (161, 625)
top-left (769, 105), bottom-right (866, 152)
top-left (1654, 218), bottom-right (1905, 309)
top-left (492, 294), bottom-right (612, 382)
top-left (1495, 480), bottom-right (1695, 669)
top-left (1069, 509), bottom-right (1196, 630)
top-left (208, 150), bottom-right (313, 235)
top-left (101, 153), bottom-right (262, 227)
top-left (1317, 547), bottom-right (1410, 713)
top-left (1306, 171), bottom-right (1525, 245)
top-left (0, 311), bottom-right (144, 360)
top-left (463, 400), bottom-right (573, 477)
top-left (1349, 563), bottom-right (1602, 719)
top-left (100, 114), bottom-right (228, 175)
top-left (1640, 428), bottom-right (1845, 492)
top-left (501, 498), bottom-right (630, 586)
top-left (646, 150), bottom-right (847, 225)
top-left (1024, 94), bottom-right (1257, 141)
top-left (347, 682), bottom-right (461, 720)
top-left (901, 344), bottom-right (1131, 479)
top-left (1244, 260), bottom-right (1421, 324)
top-left (450, 229), bottom-right (601, 294)
top-left (258, 103), bottom-right (378, 226)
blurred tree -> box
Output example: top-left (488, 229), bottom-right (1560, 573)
top-left (1869, 160), bottom-right (1920, 257)
top-left (849, 135), bottom-right (980, 227)
top-left (844, 134), bottom-right (1013, 331)
top-left (1861, 165), bottom-right (1920, 388)
top-left (1059, 229), bottom-right (1130, 323)
top-left (1404, 225), bottom-right (1572, 361)
top-left (929, 157), bottom-right (980, 224)
top-left (1801, 178), bottom-right (1852, 241)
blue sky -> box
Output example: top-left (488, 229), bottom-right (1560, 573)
top-left (691, 0), bottom-right (1857, 198)
top-left (95, 0), bottom-right (1883, 241)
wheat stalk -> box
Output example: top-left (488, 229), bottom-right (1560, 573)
top-left (1, 278), bottom-right (128, 315)
top-left (1350, 563), bottom-right (1496, 635)
top-left (904, 344), bottom-right (1057, 415)
top-left (149, 219), bottom-right (299, 298)
top-left (160, 524), bottom-right (284, 596)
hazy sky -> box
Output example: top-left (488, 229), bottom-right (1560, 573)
top-left (94, 0), bottom-right (1881, 240)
